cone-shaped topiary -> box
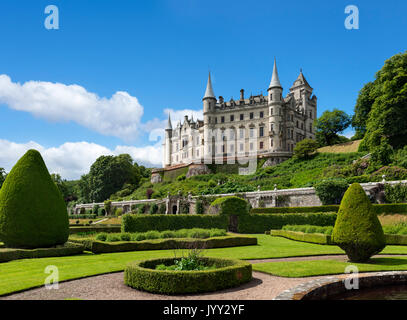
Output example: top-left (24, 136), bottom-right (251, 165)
top-left (332, 183), bottom-right (385, 262)
top-left (0, 149), bottom-right (69, 248)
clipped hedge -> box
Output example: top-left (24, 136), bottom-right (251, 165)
top-left (384, 234), bottom-right (407, 246)
top-left (122, 214), bottom-right (228, 233)
top-left (0, 242), bottom-right (84, 263)
top-left (71, 235), bottom-right (257, 254)
top-left (210, 196), bottom-right (249, 216)
top-left (270, 229), bottom-right (333, 245)
top-left (251, 205), bottom-right (340, 214)
top-left (124, 257), bottom-right (252, 294)
top-left (69, 226), bottom-right (121, 234)
top-left (238, 213), bottom-right (337, 234)
top-left (251, 204), bottom-right (407, 215)
top-left (68, 214), bottom-right (97, 219)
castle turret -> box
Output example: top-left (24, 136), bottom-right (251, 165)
top-left (203, 72), bottom-right (216, 161)
top-left (164, 113), bottom-right (172, 167)
top-left (268, 59), bottom-right (284, 151)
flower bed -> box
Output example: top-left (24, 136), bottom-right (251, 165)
top-left (124, 257), bottom-right (252, 294)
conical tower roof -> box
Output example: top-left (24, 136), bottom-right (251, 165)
top-left (269, 58), bottom-right (282, 89)
top-left (165, 113), bottom-right (172, 130)
top-left (203, 72), bottom-right (215, 99)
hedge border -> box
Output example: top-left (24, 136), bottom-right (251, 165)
top-left (252, 204), bottom-right (407, 215)
top-left (70, 235), bottom-right (257, 254)
top-left (124, 257), bottom-right (252, 294)
top-left (121, 214), bottom-right (228, 233)
top-left (68, 214), bottom-right (97, 219)
top-left (69, 226), bottom-right (121, 234)
top-left (270, 230), bottom-right (332, 245)
top-left (238, 213), bottom-right (337, 234)
top-left (0, 242), bottom-right (84, 263)
top-left (270, 230), bottom-right (407, 246)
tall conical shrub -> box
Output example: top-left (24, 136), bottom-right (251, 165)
top-left (332, 183), bottom-right (385, 262)
top-left (0, 150), bottom-right (69, 248)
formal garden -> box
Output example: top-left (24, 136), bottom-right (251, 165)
top-left (2, 150), bottom-right (407, 299)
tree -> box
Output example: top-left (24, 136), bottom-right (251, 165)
top-left (359, 52), bottom-right (407, 152)
top-left (332, 183), bottom-right (385, 262)
top-left (87, 154), bottom-right (136, 202)
top-left (0, 150), bottom-right (69, 248)
top-left (293, 139), bottom-right (319, 159)
top-left (352, 82), bottom-right (376, 140)
top-left (0, 168), bottom-right (6, 189)
top-left (314, 109), bottom-right (352, 146)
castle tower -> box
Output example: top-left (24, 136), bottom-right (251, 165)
top-left (289, 70), bottom-right (316, 140)
top-left (203, 72), bottom-right (216, 161)
top-left (268, 59), bottom-right (284, 151)
top-left (164, 113), bottom-right (172, 167)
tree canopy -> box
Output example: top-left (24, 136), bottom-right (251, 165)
top-left (358, 52), bottom-right (407, 152)
top-left (314, 109), bottom-right (352, 146)
top-left (293, 138), bottom-right (319, 159)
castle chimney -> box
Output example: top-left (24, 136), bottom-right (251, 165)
top-left (219, 96), bottom-right (224, 104)
top-left (240, 89), bottom-right (245, 101)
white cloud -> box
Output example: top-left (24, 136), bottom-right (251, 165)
top-left (0, 75), bottom-right (144, 141)
top-left (0, 139), bottom-right (163, 180)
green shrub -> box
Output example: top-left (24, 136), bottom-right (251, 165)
top-left (195, 200), bottom-right (204, 214)
top-left (176, 174), bottom-right (186, 181)
top-left (95, 233), bottom-right (107, 241)
top-left (119, 233), bottom-right (131, 241)
top-left (161, 230), bottom-right (176, 239)
top-left (210, 196), bottom-right (249, 216)
top-left (124, 257), bottom-right (252, 294)
top-left (122, 214), bottom-right (228, 233)
top-left (132, 233), bottom-right (146, 241)
top-left (104, 200), bottom-right (112, 215)
top-left (332, 183), bottom-right (386, 262)
top-left (106, 234), bottom-right (121, 242)
top-left (385, 183), bottom-right (407, 203)
top-left (149, 203), bottom-right (158, 214)
top-left (187, 229), bottom-right (210, 239)
top-left (97, 208), bottom-right (106, 216)
top-left (175, 229), bottom-right (189, 238)
top-left (144, 230), bottom-right (161, 240)
top-left (209, 228), bottom-right (227, 237)
top-left (115, 208), bottom-right (123, 217)
top-left (158, 204), bottom-right (166, 214)
top-left (0, 150), bottom-right (69, 248)
top-left (315, 179), bottom-right (349, 205)
top-left (92, 205), bottom-right (99, 214)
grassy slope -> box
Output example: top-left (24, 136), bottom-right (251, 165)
top-left (253, 257), bottom-right (407, 278)
top-left (317, 140), bottom-right (361, 153)
top-left (124, 152), bottom-right (364, 200)
top-left (2, 235), bottom-right (407, 296)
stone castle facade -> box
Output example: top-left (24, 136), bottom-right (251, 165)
top-left (163, 60), bottom-right (317, 169)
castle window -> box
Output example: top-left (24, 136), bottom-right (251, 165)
top-left (240, 143), bottom-right (244, 151)
top-left (270, 94), bottom-right (273, 100)
top-left (215, 117), bottom-right (217, 124)
top-left (230, 144), bottom-right (234, 153)
top-left (309, 111), bottom-right (312, 119)
top-left (221, 116), bottom-right (225, 123)
top-left (259, 126), bottom-right (264, 137)
top-left (260, 141), bottom-right (264, 149)
top-left (270, 108), bottom-right (273, 115)
top-left (250, 112), bottom-right (254, 120)
top-left (230, 115), bottom-right (234, 122)
top-left (240, 114), bottom-right (244, 121)
top-left (249, 128), bottom-right (254, 138)
top-left (260, 111), bottom-right (264, 118)
top-left (301, 123), bottom-right (304, 130)
top-left (309, 123), bottom-right (313, 133)
top-left (239, 128), bottom-right (244, 139)
top-left (296, 121), bottom-right (299, 128)
top-left (291, 114), bottom-right (294, 122)
top-left (196, 149), bottom-right (199, 157)
top-left (230, 129), bottom-right (235, 139)
top-left (222, 145), bottom-right (225, 153)
top-left (270, 139), bottom-right (273, 147)
top-left (196, 137), bottom-right (200, 145)
top-left (250, 142), bottom-right (254, 151)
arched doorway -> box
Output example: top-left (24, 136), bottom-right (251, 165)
top-left (172, 205), bottom-right (177, 215)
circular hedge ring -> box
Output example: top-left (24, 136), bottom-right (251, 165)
top-left (124, 257), bottom-right (252, 294)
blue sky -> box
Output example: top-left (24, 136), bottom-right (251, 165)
top-left (0, 0), bottom-right (406, 179)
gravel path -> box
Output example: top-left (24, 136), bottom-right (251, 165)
top-left (1, 254), bottom-right (405, 300)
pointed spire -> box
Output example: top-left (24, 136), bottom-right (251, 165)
top-left (203, 72), bottom-right (215, 99)
top-left (269, 58), bottom-right (282, 89)
top-left (165, 113), bottom-right (172, 130)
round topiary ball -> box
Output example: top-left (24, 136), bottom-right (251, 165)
top-left (332, 183), bottom-right (385, 262)
top-left (0, 149), bottom-right (69, 248)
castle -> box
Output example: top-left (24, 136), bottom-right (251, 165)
top-left (163, 60), bottom-right (317, 170)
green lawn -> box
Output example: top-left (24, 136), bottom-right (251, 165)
top-left (253, 257), bottom-right (407, 278)
top-left (2, 235), bottom-right (407, 296)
